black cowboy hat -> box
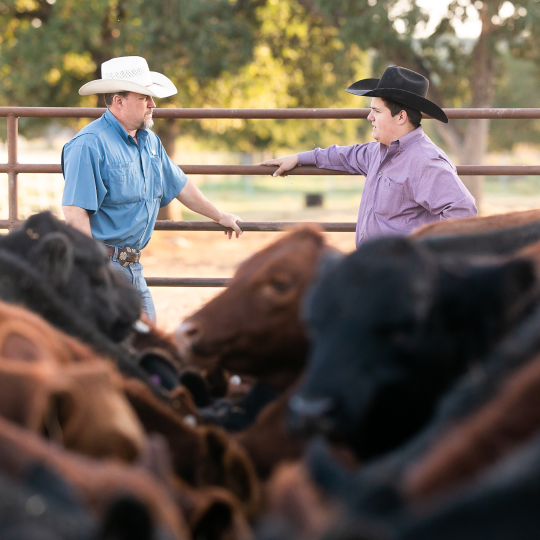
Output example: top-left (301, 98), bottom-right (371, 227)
top-left (345, 66), bottom-right (448, 124)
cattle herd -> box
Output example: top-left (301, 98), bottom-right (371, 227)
top-left (2, 210), bottom-right (540, 539)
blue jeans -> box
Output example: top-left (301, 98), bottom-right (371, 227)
top-left (110, 253), bottom-right (156, 324)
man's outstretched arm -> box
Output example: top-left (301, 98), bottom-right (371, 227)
top-left (62, 205), bottom-right (92, 237)
top-left (176, 179), bottom-right (243, 239)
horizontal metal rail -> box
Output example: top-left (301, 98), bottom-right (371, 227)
top-left (154, 221), bottom-right (356, 232)
top-left (1, 163), bottom-right (539, 176)
top-left (146, 277), bottom-right (230, 287)
top-left (1, 107), bottom-right (540, 119)
top-left (0, 220), bottom-right (356, 232)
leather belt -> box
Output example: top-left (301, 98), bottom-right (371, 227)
top-left (106, 245), bottom-right (141, 267)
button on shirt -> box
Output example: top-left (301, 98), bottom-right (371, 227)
top-left (297, 127), bottom-right (477, 247)
top-left (61, 110), bottom-right (187, 250)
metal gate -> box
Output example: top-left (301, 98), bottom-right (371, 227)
top-left (2, 106), bottom-right (540, 287)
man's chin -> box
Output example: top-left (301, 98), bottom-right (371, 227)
top-left (142, 117), bottom-right (154, 130)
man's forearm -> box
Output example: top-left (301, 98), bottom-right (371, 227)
top-left (176, 179), bottom-right (222, 221)
top-left (62, 205), bottom-right (93, 237)
top-left (176, 178), bottom-right (243, 237)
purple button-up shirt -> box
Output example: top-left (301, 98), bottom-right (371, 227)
top-left (298, 127), bottom-right (477, 246)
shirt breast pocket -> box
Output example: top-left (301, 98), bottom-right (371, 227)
top-left (105, 162), bottom-right (140, 204)
top-left (375, 177), bottom-right (404, 217)
top-left (150, 155), bottom-right (163, 199)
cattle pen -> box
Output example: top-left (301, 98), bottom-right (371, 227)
top-left (1, 106), bottom-right (540, 288)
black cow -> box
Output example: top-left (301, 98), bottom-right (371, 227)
top-left (289, 236), bottom-right (537, 459)
top-left (306, 299), bottom-right (540, 520)
top-left (317, 431), bottom-right (540, 540)
top-left (0, 212), bottom-right (140, 342)
top-left (0, 213), bottom-right (171, 390)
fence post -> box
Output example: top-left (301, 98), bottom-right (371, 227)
top-left (7, 115), bottom-right (18, 230)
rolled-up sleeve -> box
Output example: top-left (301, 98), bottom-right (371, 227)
top-left (298, 143), bottom-right (374, 175)
top-left (61, 140), bottom-right (105, 214)
top-left (412, 157), bottom-right (477, 219)
top-left (159, 146), bottom-right (187, 208)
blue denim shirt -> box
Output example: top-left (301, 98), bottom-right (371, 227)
top-left (61, 110), bottom-right (187, 250)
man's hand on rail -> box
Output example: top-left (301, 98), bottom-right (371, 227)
top-left (217, 212), bottom-right (243, 239)
top-left (259, 154), bottom-right (299, 177)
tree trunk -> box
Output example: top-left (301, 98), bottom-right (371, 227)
top-left (433, 3), bottom-right (496, 213)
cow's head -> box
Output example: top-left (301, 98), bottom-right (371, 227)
top-left (176, 226), bottom-right (336, 391)
top-left (289, 237), bottom-right (537, 459)
top-left (0, 300), bottom-right (146, 462)
top-left (0, 212), bottom-right (141, 342)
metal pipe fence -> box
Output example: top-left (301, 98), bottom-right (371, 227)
top-left (1, 107), bottom-right (539, 287)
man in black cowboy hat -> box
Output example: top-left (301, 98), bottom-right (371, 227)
top-left (260, 66), bottom-right (476, 246)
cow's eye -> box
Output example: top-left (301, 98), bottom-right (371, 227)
top-left (270, 278), bottom-right (293, 292)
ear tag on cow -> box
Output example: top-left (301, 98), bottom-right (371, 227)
top-left (26, 229), bottom-right (40, 240)
top-left (133, 320), bottom-right (151, 333)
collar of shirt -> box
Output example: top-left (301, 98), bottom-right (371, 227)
top-left (378, 125), bottom-right (424, 164)
top-left (395, 125), bottom-right (424, 151)
top-left (103, 109), bottom-right (149, 146)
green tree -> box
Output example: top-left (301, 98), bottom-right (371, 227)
top-left (0, 0), bottom-right (259, 136)
top-left (165, 0), bottom-right (370, 154)
top-left (489, 53), bottom-right (540, 151)
top-left (0, 0), bottom-right (371, 147)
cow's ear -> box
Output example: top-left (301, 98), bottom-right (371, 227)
top-left (24, 211), bottom-right (62, 236)
top-left (29, 232), bottom-right (74, 287)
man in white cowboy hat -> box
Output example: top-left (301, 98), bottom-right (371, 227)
top-left (61, 56), bottom-right (243, 323)
top-left (261, 66), bottom-right (477, 247)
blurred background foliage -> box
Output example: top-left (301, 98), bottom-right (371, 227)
top-left (0, 0), bottom-right (540, 160)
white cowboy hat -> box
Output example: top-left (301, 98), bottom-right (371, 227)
top-left (79, 56), bottom-right (177, 98)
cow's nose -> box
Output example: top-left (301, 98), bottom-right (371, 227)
top-left (175, 320), bottom-right (202, 347)
top-left (288, 395), bottom-right (337, 437)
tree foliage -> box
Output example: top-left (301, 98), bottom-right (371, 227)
top-left (0, 0), bottom-right (259, 136)
top-left (0, 0), bottom-right (369, 151)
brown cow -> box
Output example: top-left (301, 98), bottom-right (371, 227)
top-left (176, 226), bottom-right (336, 392)
top-left (123, 377), bottom-right (261, 519)
top-left (0, 361), bottom-right (145, 462)
top-left (0, 300), bottom-right (100, 365)
top-left (137, 434), bottom-right (253, 540)
top-left (259, 461), bottom-right (343, 540)
top-left (0, 300), bottom-right (146, 462)
top-left (410, 208), bottom-right (540, 239)
top-left (403, 353), bottom-right (540, 499)
top-left (0, 415), bottom-right (189, 540)
top-left (233, 390), bottom-right (305, 479)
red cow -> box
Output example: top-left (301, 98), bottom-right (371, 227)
top-left (176, 226), bottom-right (336, 392)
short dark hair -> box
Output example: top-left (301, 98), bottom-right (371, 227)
top-left (103, 91), bottom-right (130, 108)
top-left (381, 97), bottom-right (422, 128)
